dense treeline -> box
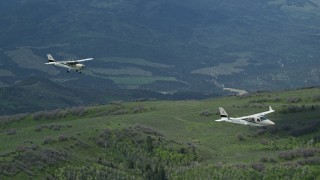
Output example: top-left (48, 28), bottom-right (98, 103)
top-left (0, 147), bottom-right (69, 177)
top-left (173, 163), bottom-right (319, 180)
top-left (50, 125), bottom-right (198, 179)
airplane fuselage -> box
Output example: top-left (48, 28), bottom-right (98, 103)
top-left (221, 117), bottom-right (274, 126)
top-left (216, 106), bottom-right (275, 127)
top-left (46, 62), bottom-right (85, 71)
top-left (45, 54), bottom-right (92, 73)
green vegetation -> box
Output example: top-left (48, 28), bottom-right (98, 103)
top-left (0, 87), bottom-right (320, 179)
top-left (109, 76), bottom-right (177, 86)
top-left (99, 57), bottom-right (173, 68)
top-left (191, 59), bottom-right (249, 76)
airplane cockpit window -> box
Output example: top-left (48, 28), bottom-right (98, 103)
top-left (244, 118), bottom-right (255, 122)
top-left (260, 116), bottom-right (267, 121)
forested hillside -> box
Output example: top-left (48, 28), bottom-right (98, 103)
top-left (1, 87), bottom-right (319, 179)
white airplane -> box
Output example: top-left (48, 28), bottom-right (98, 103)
top-left (215, 106), bottom-right (275, 126)
top-left (45, 54), bottom-right (93, 73)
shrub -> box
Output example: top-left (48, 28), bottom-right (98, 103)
top-left (278, 148), bottom-right (317, 161)
top-left (0, 114), bottom-right (28, 125)
top-left (53, 125), bottom-right (61, 131)
top-left (312, 95), bottom-right (320, 102)
top-left (200, 110), bottom-right (213, 116)
top-left (69, 107), bottom-right (87, 116)
top-left (255, 129), bottom-right (266, 136)
top-left (236, 133), bottom-right (245, 141)
top-left (260, 157), bottom-right (269, 163)
top-left (269, 157), bottom-right (277, 163)
top-left (110, 110), bottom-right (128, 115)
top-left (260, 138), bottom-right (269, 145)
top-left (110, 101), bottom-right (123, 105)
top-left (32, 111), bottom-right (46, 120)
top-left (279, 105), bottom-right (309, 114)
top-left (297, 148), bottom-right (317, 158)
top-left (314, 135), bottom-right (320, 143)
top-left (251, 162), bottom-right (265, 172)
top-left (48, 124), bottom-right (62, 131)
top-left (35, 126), bottom-right (42, 132)
top-left (58, 135), bottom-right (69, 142)
top-left (43, 137), bottom-right (56, 144)
top-left (134, 124), bottom-right (164, 137)
top-left (279, 151), bottom-right (295, 160)
top-left (287, 97), bottom-right (302, 103)
top-left (16, 146), bottom-right (28, 154)
top-left (132, 106), bottom-right (145, 113)
top-left (281, 125), bottom-right (292, 131)
top-left (297, 157), bottom-right (320, 165)
top-left (74, 139), bottom-right (89, 148)
top-left (5, 128), bottom-right (17, 135)
top-left (96, 138), bottom-right (106, 148)
top-left (290, 125), bottom-right (317, 137)
top-left (268, 126), bottom-right (279, 133)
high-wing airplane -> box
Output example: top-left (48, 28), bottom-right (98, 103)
top-left (45, 54), bottom-right (93, 73)
top-left (215, 106), bottom-right (275, 126)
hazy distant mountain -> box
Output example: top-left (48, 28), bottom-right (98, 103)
top-left (0, 0), bottom-right (319, 93)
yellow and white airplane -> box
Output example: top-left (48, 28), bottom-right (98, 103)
top-left (45, 54), bottom-right (93, 73)
top-left (215, 106), bottom-right (275, 126)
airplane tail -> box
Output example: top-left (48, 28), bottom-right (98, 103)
top-left (47, 54), bottom-right (55, 62)
top-left (215, 107), bottom-right (228, 122)
top-left (269, 106), bottom-right (274, 112)
top-left (219, 107), bottom-right (228, 118)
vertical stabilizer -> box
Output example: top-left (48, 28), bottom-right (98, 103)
top-left (47, 54), bottom-right (55, 62)
top-left (219, 107), bottom-right (228, 118)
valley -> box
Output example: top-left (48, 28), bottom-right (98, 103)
top-left (0, 0), bottom-right (319, 93)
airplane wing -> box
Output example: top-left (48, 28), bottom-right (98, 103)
top-left (255, 106), bottom-right (275, 116)
top-left (55, 58), bottom-right (94, 65)
top-left (74, 58), bottom-right (94, 62)
top-left (45, 62), bottom-right (71, 69)
top-left (238, 106), bottom-right (275, 119)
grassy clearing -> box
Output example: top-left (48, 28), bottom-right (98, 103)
top-left (191, 59), bottom-right (250, 76)
top-left (91, 67), bottom-right (153, 76)
top-left (4, 48), bottom-right (59, 75)
top-left (98, 57), bottom-right (173, 68)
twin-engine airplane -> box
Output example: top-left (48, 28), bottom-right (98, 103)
top-left (215, 106), bottom-right (275, 126)
top-left (45, 54), bottom-right (93, 73)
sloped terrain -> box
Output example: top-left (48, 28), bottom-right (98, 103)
top-left (1, 87), bottom-right (319, 179)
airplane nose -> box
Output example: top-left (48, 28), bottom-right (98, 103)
top-left (263, 120), bottom-right (275, 125)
